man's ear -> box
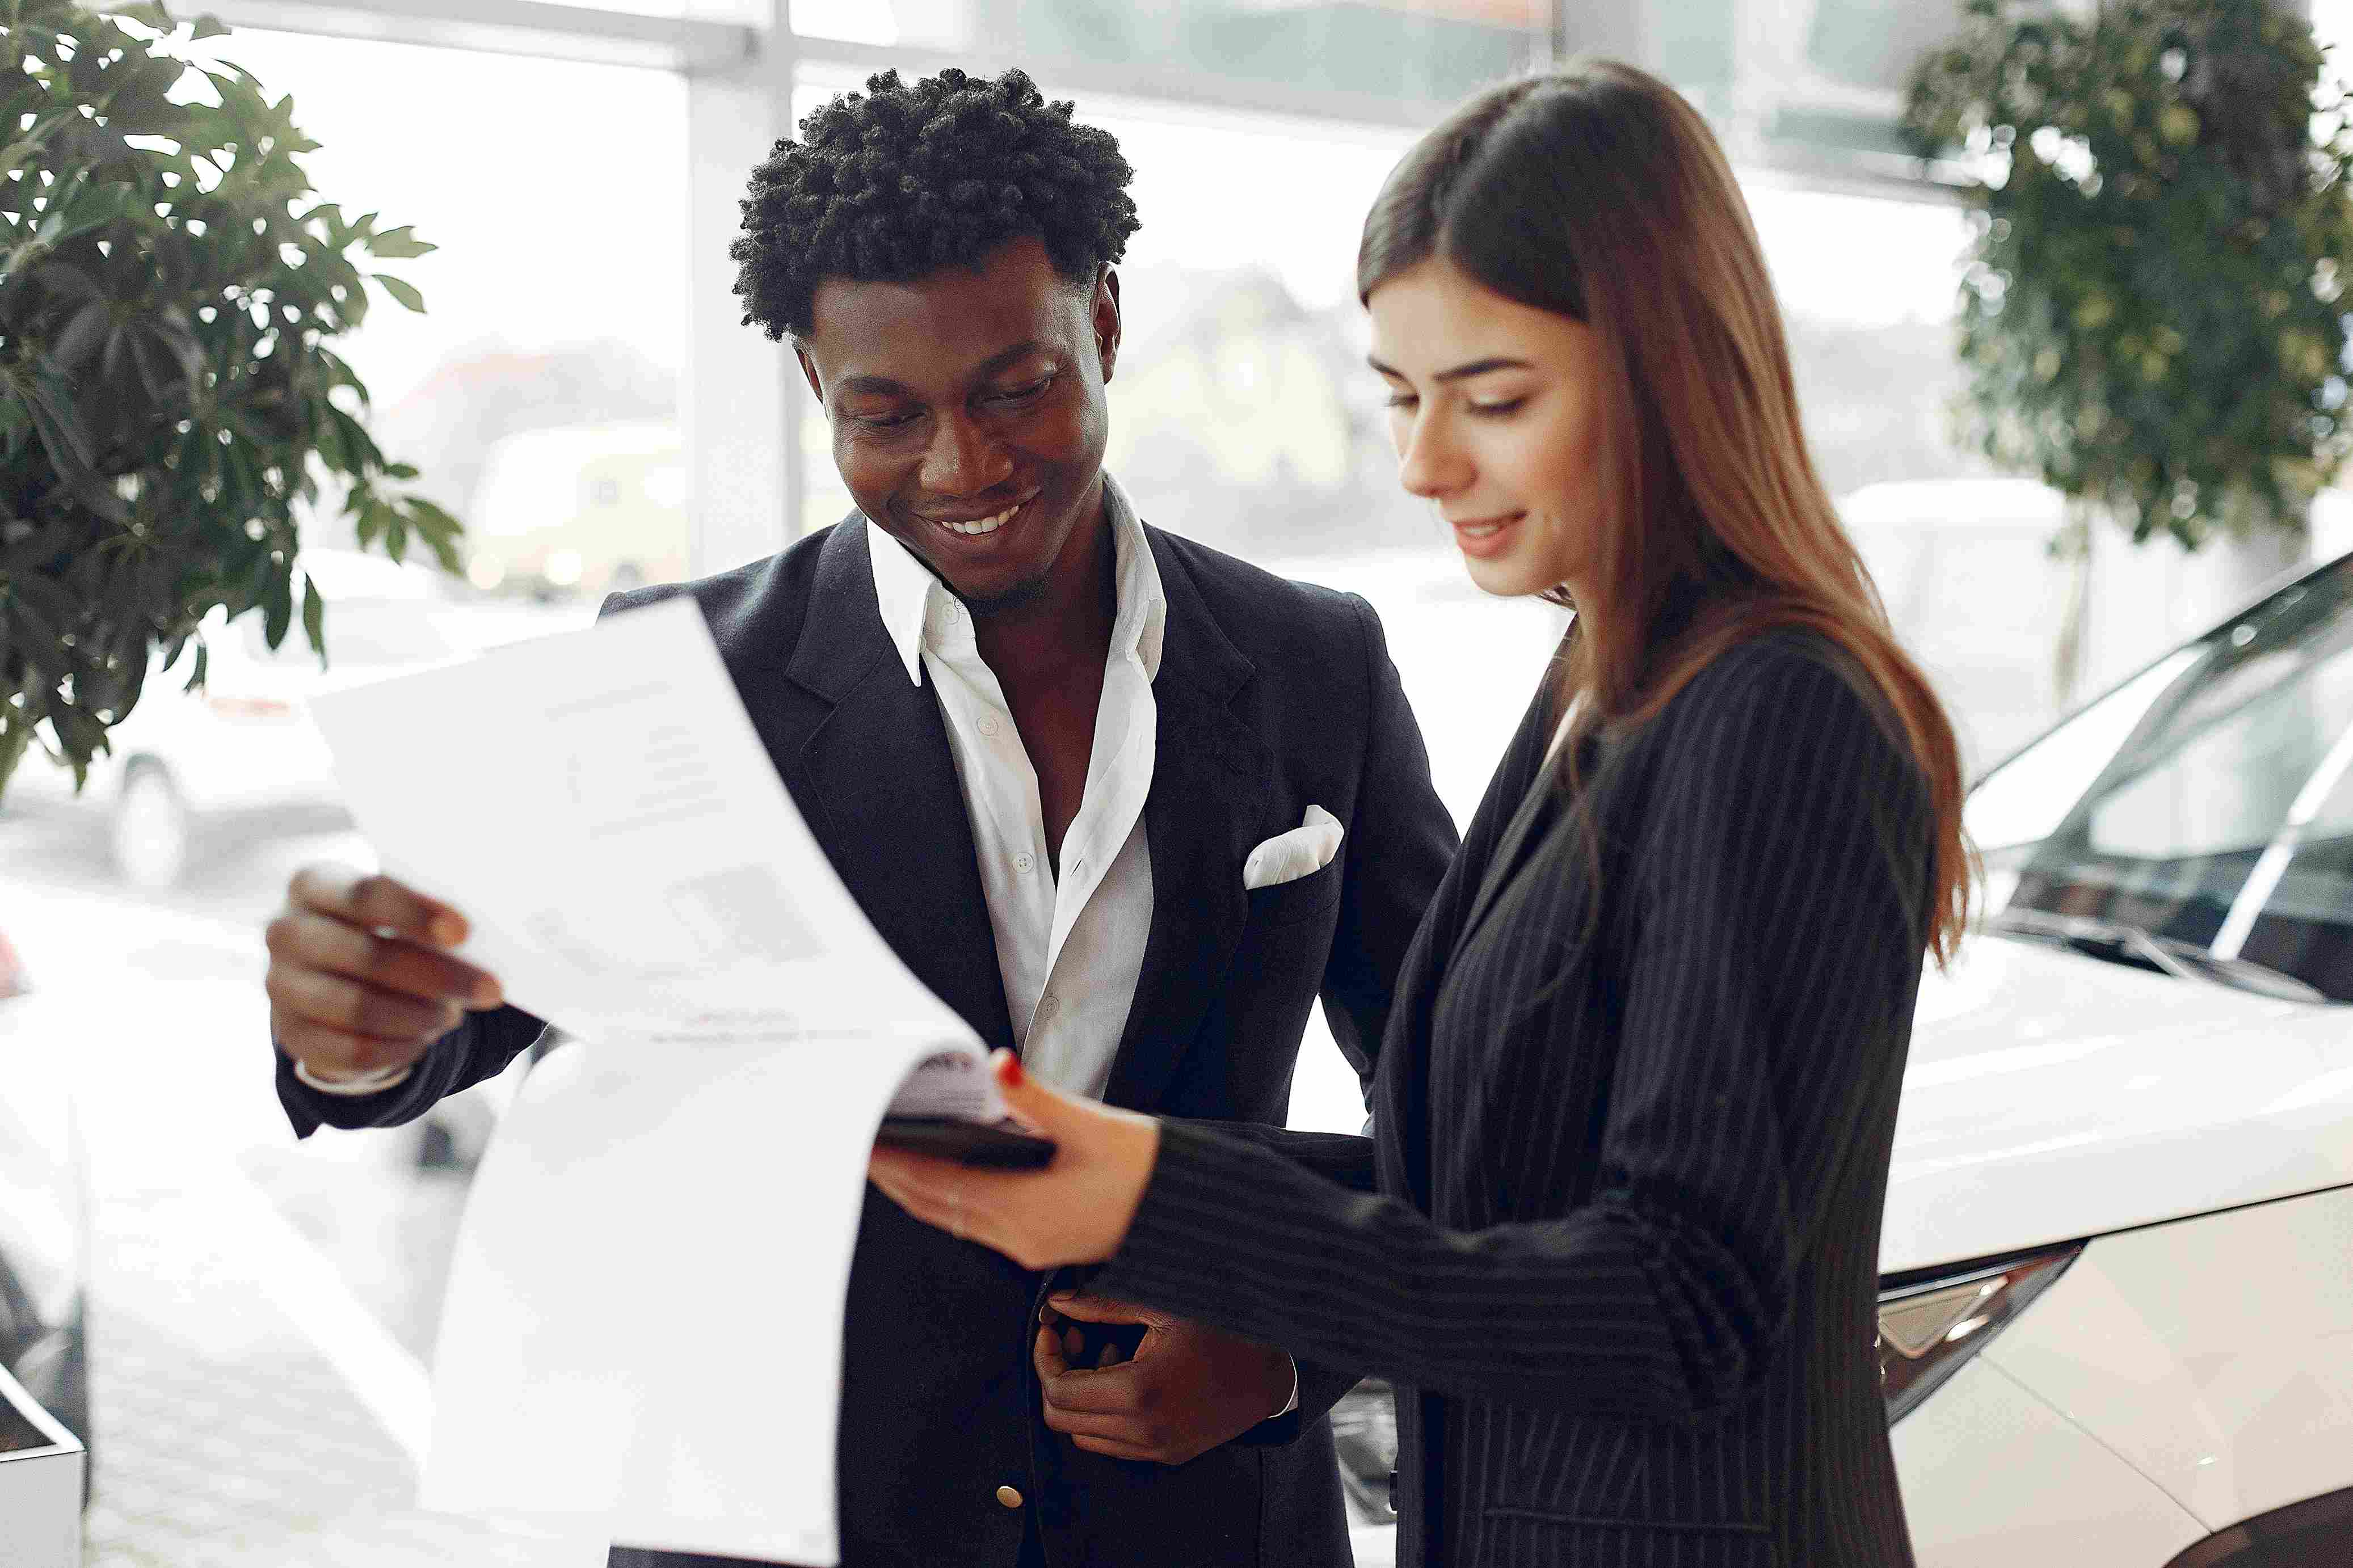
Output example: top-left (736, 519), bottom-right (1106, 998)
top-left (794, 343), bottom-right (825, 404)
top-left (1092, 267), bottom-right (1122, 385)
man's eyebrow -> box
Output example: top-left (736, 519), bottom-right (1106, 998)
top-left (1365, 353), bottom-right (1534, 382)
top-left (833, 341), bottom-right (1056, 401)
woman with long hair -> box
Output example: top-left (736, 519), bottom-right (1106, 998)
top-left (870, 60), bottom-right (1972, 1567)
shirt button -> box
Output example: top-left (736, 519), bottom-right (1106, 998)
top-left (996, 1484), bottom-right (1024, 1510)
top-left (1015, 853), bottom-right (1035, 875)
top-left (978, 715), bottom-right (1000, 736)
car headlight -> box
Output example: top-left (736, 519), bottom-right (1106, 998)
top-left (1878, 1242), bottom-right (2081, 1423)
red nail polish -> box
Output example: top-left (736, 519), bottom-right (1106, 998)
top-left (997, 1049), bottom-right (1025, 1088)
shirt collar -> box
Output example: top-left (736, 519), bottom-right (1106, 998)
top-left (865, 475), bottom-right (1166, 686)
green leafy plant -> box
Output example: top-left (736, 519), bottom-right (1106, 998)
top-left (0, 0), bottom-right (461, 802)
top-left (1902, 0), bottom-right (2353, 553)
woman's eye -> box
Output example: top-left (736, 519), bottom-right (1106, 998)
top-left (1467, 398), bottom-right (1528, 418)
top-left (1383, 393), bottom-right (1418, 411)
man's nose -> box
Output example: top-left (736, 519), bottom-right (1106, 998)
top-left (921, 412), bottom-right (1015, 496)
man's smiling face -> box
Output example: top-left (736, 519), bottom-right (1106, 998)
top-left (797, 234), bottom-right (1121, 614)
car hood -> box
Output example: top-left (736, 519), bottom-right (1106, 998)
top-left (1880, 934), bottom-right (2353, 1274)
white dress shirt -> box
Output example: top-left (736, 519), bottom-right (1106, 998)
top-left (873, 481), bottom-right (1296, 1417)
top-left (866, 479), bottom-right (1163, 1101)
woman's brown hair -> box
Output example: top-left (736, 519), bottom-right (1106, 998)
top-left (1360, 60), bottom-right (1975, 964)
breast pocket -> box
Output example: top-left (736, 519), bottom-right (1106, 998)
top-left (1243, 850), bottom-right (1345, 931)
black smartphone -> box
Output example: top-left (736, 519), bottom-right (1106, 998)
top-left (875, 1116), bottom-right (1057, 1169)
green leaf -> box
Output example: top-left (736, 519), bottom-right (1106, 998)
top-left (372, 273), bottom-right (426, 313)
top-left (365, 224), bottom-right (435, 260)
top-left (51, 299), bottom-right (113, 372)
top-left (191, 15), bottom-right (230, 41)
top-left (9, 359), bottom-right (98, 477)
top-left (300, 568), bottom-right (324, 657)
top-left (260, 564), bottom-right (292, 648)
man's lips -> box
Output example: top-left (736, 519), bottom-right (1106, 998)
top-left (915, 490), bottom-right (1041, 538)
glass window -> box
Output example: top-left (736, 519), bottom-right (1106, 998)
top-left (1744, 181), bottom-right (2052, 774)
top-left (187, 30), bottom-right (691, 608)
top-left (789, 0), bottom-right (1550, 105)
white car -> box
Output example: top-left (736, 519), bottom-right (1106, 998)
top-left (83, 552), bottom-right (582, 889)
top-left (1889, 543), bottom-right (2353, 1565)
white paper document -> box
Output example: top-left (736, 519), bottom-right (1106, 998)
top-left (308, 597), bottom-right (996, 1565)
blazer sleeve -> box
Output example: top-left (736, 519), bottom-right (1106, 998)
top-left (1096, 643), bottom-right (1933, 1422)
top-left (275, 1005), bottom-right (552, 1137)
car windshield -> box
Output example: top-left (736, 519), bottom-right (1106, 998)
top-left (1969, 554), bottom-right (2353, 1002)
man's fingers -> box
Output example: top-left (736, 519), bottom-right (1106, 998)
top-left (1039, 1400), bottom-right (1160, 1445)
top-left (266, 911), bottom-right (502, 1009)
top-left (1068, 1435), bottom-right (1165, 1463)
top-left (271, 1014), bottom-right (433, 1078)
top-left (1044, 1292), bottom-right (1160, 1328)
top-left (1038, 1361), bottom-right (1149, 1417)
top-left (1096, 1342), bottom-right (1125, 1369)
top-left (268, 964), bottom-right (462, 1046)
top-left (1033, 1322), bottom-right (1072, 1380)
top-left (289, 866), bottom-right (468, 949)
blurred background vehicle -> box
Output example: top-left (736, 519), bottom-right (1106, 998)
top-left (22, 552), bottom-right (586, 894)
top-left (462, 421), bottom-right (689, 601)
top-left (0, 925), bottom-right (93, 1505)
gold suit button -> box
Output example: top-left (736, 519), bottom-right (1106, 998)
top-left (995, 1484), bottom-right (1024, 1510)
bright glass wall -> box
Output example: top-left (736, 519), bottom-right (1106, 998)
top-left (1, 5), bottom-right (2024, 1563)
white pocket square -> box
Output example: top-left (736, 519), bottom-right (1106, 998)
top-left (1244, 804), bottom-right (1344, 891)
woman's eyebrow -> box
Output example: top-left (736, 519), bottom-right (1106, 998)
top-left (1364, 354), bottom-right (1534, 381)
top-left (1433, 356), bottom-right (1534, 382)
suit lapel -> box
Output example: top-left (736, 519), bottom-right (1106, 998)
top-left (778, 520), bottom-right (1016, 1055)
top-left (1100, 532), bottom-right (1276, 1112)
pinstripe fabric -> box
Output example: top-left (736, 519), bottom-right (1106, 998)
top-left (1100, 630), bottom-right (1933, 1568)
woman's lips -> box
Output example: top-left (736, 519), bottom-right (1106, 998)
top-left (1451, 512), bottom-right (1525, 559)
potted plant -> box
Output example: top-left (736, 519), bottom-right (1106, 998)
top-left (1902, 0), bottom-right (2353, 702)
top-left (0, 0), bottom-right (460, 804)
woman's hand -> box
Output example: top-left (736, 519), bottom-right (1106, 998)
top-left (867, 1049), bottom-right (1160, 1271)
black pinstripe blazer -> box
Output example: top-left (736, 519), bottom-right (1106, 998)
top-left (1100, 629), bottom-right (1935, 1568)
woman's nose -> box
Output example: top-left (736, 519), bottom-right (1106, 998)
top-left (1396, 412), bottom-right (1470, 500)
top-left (922, 413), bottom-right (1015, 495)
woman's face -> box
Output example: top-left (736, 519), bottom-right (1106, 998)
top-left (1367, 256), bottom-right (1611, 600)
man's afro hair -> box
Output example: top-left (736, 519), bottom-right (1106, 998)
top-left (731, 67), bottom-right (1142, 342)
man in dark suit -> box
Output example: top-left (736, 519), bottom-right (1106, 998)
top-left (260, 65), bottom-right (1456, 1568)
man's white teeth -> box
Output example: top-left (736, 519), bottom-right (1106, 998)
top-left (940, 501), bottom-right (1022, 536)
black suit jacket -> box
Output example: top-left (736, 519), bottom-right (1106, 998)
top-left (1097, 630), bottom-right (1935, 1568)
top-left (275, 513), bottom-right (1458, 1568)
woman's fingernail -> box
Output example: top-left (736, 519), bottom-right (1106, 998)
top-left (995, 1048), bottom-right (1025, 1088)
